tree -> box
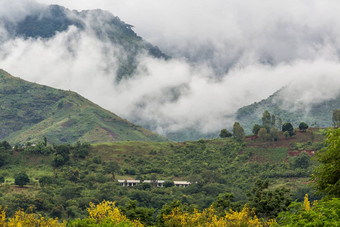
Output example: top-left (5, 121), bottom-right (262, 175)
top-left (312, 128), bottom-right (340, 197)
top-left (332, 109), bottom-right (340, 128)
top-left (258, 128), bottom-right (268, 142)
top-left (164, 181), bottom-right (174, 188)
top-left (43, 136), bottom-right (47, 147)
top-left (269, 127), bottom-right (279, 141)
top-left (299, 122), bottom-right (309, 132)
top-left (0, 141), bottom-right (11, 150)
top-left (282, 122), bottom-right (295, 136)
top-left (232, 122), bottom-right (245, 141)
top-left (219, 129), bottom-right (232, 138)
top-left (104, 161), bottom-right (120, 180)
top-left (72, 142), bottom-right (90, 158)
top-left (283, 131), bottom-right (290, 139)
top-left (212, 193), bottom-right (242, 216)
top-left (120, 200), bottom-right (154, 226)
top-left (262, 110), bottom-right (272, 129)
top-left (252, 124), bottom-right (261, 135)
top-left (271, 114), bottom-right (276, 128)
top-left (291, 152), bottom-right (310, 169)
top-left (278, 117), bottom-right (283, 130)
top-left (53, 154), bottom-right (65, 167)
top-left (14, 172), bottom-right (30, 187)
top-left (247, 179), bottom-right (291, 219)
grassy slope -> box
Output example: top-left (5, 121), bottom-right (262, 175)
top-left (0, 69), bottom-right (167, 144)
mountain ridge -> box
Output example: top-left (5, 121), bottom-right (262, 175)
top-left (0, 69), bottom-right (168, 144)
top-left (1, 4), bottom-right (169, 81)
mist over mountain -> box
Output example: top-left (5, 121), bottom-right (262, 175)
top-left (1, 0), bottom-right (340, 140)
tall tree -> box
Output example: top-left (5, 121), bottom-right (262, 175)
top-left (271, 114), bottom-right (276, 128)
top-left (278, 117), bottom-right (283, 130)
top-left (252, 124), bottom-right (261, 135)
top-left (232, 122), bottom-right (245, 141)
top-left (262, 110), bottom-right (272, 129)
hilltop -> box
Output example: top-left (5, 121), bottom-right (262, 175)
top-left (1, 4), bottom-right (168, 81)
top-left (0, 69), bottom-right (167, 144)
top-left (236, 89), bottom-right (340, 133)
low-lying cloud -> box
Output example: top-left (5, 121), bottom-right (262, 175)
top-left (2, 0), bottom-right (340, 138)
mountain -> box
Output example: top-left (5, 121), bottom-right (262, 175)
top-left (0, 69), bottom-right (167, 144)
top-left (236, 89), bottom-right (340, 133)
top-left (1, 4), bottom-right (168, 81)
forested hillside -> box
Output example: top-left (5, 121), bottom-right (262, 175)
top-left (0, 69), bottom-right (167, 144)
top-left (0, 127), bottom-right (329, 225)
top-left (236, 89), bottom-right (340, 133)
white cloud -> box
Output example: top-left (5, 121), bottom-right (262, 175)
top-left (1, 0), bottom-right (340, 137)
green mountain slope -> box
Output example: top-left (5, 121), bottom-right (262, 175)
top-left (0, 69), bottom-right (167, 144)
top-left (236, 89), bottom-right (340, 133)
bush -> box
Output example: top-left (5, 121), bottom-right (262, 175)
top-left (219, 129), bottom-right (232, 138)
top-left (14, 172), bottom-right (30, 187)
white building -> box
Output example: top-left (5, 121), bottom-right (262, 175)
top-left (117, 179), bottom-right (191, 187)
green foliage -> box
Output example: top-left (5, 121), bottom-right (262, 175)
top-left (298, 122), bottom-right (309, 132)
top-left (247, 179), bottom-right (291, 219)
top-left (120, 200), bottom-right (154, 226)
top-left (0, 133), bottom-right (324, 223)
top-left (252, 124), bottom-right (261, 135)
top-left (158, 200), bottom-right (194, 226)
top-left (104, 161), bottom-right (120, 180)
top-left (164, 181), bottom-right (174, 188)
top-left (283, 131), bottom-right (290, 139)
top-left (277, 196), bottom-right (340, 226)
top-left (0, 141), bottom-right (11, 150)
top-left (262, 110), bottom-right (272, 129)
top-left (14, 172), bottom-right (30, 187)
top-left (72, 142), bottom-right (90, 159)
top-left (282, 122), bottom-right (295, 137)
top-left (258, 128), bottom-right (268, 142)
top-left (219, 129), bottom-right (232, 138)
top-left (212, 193), bottom-right (242, 216)
top-left (232, 122), bottom-right (245, 141)
top-left (269, 127), bottom-right (279, 141)
top-left (291, 152), bottom-right (310, 169)
top-left (313, 128), bottom-right (340, 197)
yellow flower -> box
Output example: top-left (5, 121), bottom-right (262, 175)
top-left (303, 194), bottom-right (311, 211)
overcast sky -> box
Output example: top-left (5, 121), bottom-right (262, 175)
top-left (2, 0), bottom-right (340, 136)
